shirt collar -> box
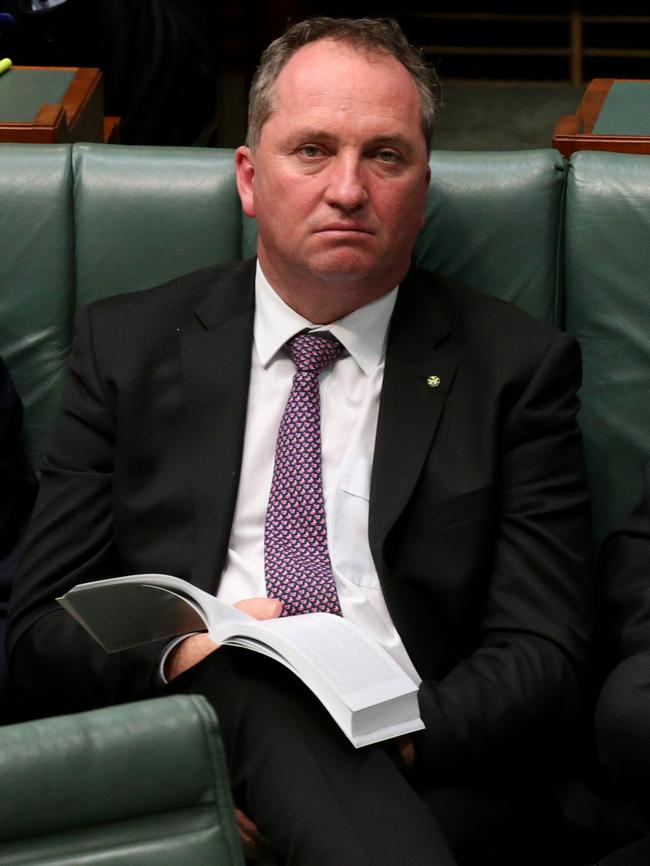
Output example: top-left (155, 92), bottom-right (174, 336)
top-left (254, 262), bottom-right (398, 376)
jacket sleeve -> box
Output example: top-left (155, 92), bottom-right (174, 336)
top-left (594, 462), bottom-right (650, 773)
top-left (7, 307), bottom-right (166, 717)
top-left (412, 332), bottom-right (593, 770)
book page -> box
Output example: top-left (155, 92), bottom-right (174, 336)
top-left (58, 574), bottom-right (423, 746)
top-left (58, 583), bottom-right (207, 652)
top-left (246, 613), bottom-right (417, 710)
top-left (58, 574), bottom-right (252, 652)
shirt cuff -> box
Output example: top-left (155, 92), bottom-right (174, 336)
top-left (158, 633), bottom-right (199, 685)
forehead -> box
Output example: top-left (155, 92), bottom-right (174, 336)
top-left (268, 38), bottom-right (423, 138)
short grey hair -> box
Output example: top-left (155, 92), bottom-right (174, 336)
top-left (246, 17), bottom-right (441, 152)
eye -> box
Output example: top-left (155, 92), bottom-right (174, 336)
top-left (374, 150), bottom-right (400, 164)
top-left (298, 144), bottom-right (325, 159)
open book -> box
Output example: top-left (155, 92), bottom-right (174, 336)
top-left (57, 574), bottom-right (424, 748)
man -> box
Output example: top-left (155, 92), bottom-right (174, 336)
top-left (593, 462), bottom-right (650, 865)
top-left (7, 17), bottom-right (592, 866)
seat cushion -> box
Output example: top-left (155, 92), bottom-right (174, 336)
top-left (0, 694), bottom-right (243, 866)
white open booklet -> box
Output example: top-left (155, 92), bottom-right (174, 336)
top-left (58, 573), bottom-right (424, 748)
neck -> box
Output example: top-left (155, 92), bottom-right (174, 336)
top-left (258, 256), bottom-right (403, 325)
top-left (275, 290), bottom-right (374, 325)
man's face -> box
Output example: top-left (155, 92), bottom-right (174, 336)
top-left (236, 38), bottom-right (431, 316)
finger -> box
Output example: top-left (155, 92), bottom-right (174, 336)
top-left (235, 807), bottom-right (260, 837)
top-left (165, 633), bottom-right (218, 680)
top-left (235, 596), bottom-right (283, 620)
top-left (238, 827), bottom-right (259, 859)
top-left (235, 808), bottom-right (263, 858)
top-left (393, 734), bottom-right (416, 767)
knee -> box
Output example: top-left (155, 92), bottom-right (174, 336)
top-left (595, 654), bottom-right (650, 773)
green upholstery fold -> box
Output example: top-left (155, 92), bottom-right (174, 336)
top-left (565, 150), bottom-right (650, 541)
top-left (0, 140), bottom-right (647, 544)
top-left (73, 144), bottom-right (243, 307)
top-left (413, 149), bottom-right (565, 325)
top-left (244, 149), bottom-right (566, 326)
top-left (0, 144), bottom-right (75, 469)
top-left (0, 695), bottom-right (244, 866)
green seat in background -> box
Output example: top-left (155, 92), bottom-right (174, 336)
top-left (565, 150), bottom-right (650, 541)
top-left (2, 143), bottom-right (648, 538)
top-left (0, 695), bottom-right (244, 866)
top-left (2, 141), bottom-right (650, 866)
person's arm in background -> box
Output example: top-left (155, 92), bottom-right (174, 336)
top-left (6, 307), bottom-right (172, 719)
top-left (0, 356), bottom-right (37, 701)
top-left (595, 461), bottom-right (650, 776)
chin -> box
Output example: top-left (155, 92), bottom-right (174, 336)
top-left (308, 252), bottom-right (376, 282)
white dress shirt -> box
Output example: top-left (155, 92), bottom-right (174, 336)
top-left (215, 264), bottom-right (420, 682)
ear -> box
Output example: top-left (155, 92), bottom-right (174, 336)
top-left (235, 146), bottom-right (256, 218)
top-left (418, 165), bottom-right (431, 230)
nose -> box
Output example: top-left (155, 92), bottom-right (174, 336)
top-left (324, 153), bottom-right (368, 214)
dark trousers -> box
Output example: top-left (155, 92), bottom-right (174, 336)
top-left (168, 647), bottom-right (570, 866)
top-left (594, 654), bottom-right (650, 865)
top-left (168, 646), bottom-right (455, 866)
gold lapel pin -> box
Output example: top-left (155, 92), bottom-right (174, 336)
top-left (426, 375), bottom-right (441, 388)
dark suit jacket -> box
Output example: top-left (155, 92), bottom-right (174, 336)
top-left (597, 462), bottom-right (650, 681)
top-left (590, 463), bottom-right (650, 863)
top-left (0, 356), bottom-right (37, 698)
top-left (7, 259), bottom-right (592, 771)
top-left (595, 461), bottom-right (650, 774)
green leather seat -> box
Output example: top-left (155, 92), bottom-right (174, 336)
top-left (0, 694), bottom-right (244, 865)
top-left (2, 141), bottom-right (650, 865)
top-left (565, 150), bottom-right (650, 540)
top-left (3, 142), bottom-right (649, 538)
top-left (0, 144), bottom-right (74, 471)
top-left (0, 143), bottom-right (565, 471)
top-left (413, 148), bottom-right (565, 325)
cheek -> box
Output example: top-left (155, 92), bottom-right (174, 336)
top-left (263, 180), bottom-right (315, 220)
top-left (390, 186), bottom-right (427, 234)
top-left (380, 198), bottom-right (419, 235)
top-left (373, 177), bottom-right (422, 217)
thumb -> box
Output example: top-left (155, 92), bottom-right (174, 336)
top-left (234, 596), bottom-right (284, 620)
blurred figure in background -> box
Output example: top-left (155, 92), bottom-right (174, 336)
top-left (0, 357), bottom-right (37, 708)
top-left (593, 462), bottom-right (650, 866)
top-left (0, 0), bottom-right (217, 144)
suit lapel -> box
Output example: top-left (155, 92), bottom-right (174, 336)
top-left (180, 261), bottom-right (255, 591)
top-left (369, 270), bottom-right (459, 561)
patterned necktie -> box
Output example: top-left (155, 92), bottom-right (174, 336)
top-left (264, 331), bottom-right (344, 616)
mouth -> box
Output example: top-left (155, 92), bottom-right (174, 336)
top-left (316, 223), bottom-right (374, 236)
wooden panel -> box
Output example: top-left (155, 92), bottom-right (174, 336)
top-left (0, 66), bottom-right (107, 144)
top-left (553, 78), bottom-right (650, 157)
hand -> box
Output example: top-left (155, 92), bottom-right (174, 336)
top-left (234, 596), bottom-right (283, 620)
top-left (165, 596), bottom-right (283, 680)
top-left (235, 807), bottom-right (265, 859)
top-left (165, 632), bottom-right (218, 681)
top-left (394, 734), bottom-right (416, 768)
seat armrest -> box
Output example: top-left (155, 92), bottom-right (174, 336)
top-left (0, 694), bottom-right (244, 865)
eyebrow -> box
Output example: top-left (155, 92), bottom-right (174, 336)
top-left (285, 129), bottom-right (416, 155)
top-left (366, 134), bottom-right (415, 154)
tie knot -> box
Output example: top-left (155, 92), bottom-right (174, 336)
top-left (287, 332), bottom-right (344, 375)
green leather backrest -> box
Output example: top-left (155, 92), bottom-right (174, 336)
top-left (243, 148), bottom-right (565, 324)
top-left (4, 143), bottom-right (649, 546)
top-left (0, 144), bottom-right (74, 471)
top-left (565, 151), bottom-right (650, 542)
top-left (0, 143), bottom-right (565, 474)
top-left (414, 149), bottom-right (565, 324)
top-left (72, 145), bottom-right (243, 307)
top-left (0, 694), bottom-right (244, 865)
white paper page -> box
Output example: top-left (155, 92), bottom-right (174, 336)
top-left (250, 613), bottom-right (418, 711)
